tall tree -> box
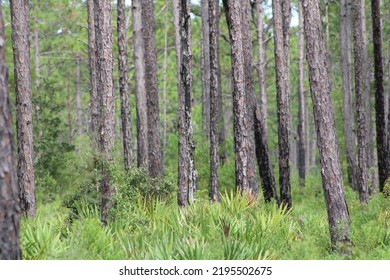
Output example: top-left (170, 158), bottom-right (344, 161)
top-left (117, 0), bottom-right (133, 171)
top-left (0, 3), bottom-right (21, 259)
top-left (223, 0), bottom-right (258, 197)
top-left (201, 0), bottom-right (210, 138)
top-left (340, 0), bottom-right (358, 190)
top-left (10, 0), bottom-right (36, 217)
top-left (371, 0), bottom-right (390, 191)
top-left (273, 0), bottom-right (291, 208)
top-left (176, 0), bottom-right (197, 206)
top-left (353, 0), bottom-right (369, 203)
top-left (132, 0), bottom-right (149, 169)
top-left (142, 0), bottom-right (163, 178)
top-left (75, 56), bottom-right (82, 136)
top-left (302, 0), bottom-right (351, 249)
top-left (94, 0), bottom-right (115, 225)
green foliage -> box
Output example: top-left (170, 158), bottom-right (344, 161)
top-left (383, 178), bottom-right (390, 198)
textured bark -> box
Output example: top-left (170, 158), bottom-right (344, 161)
top-left (371, 0), bottom-right (390, 192)
top-left (223, 0), bottom-right (258, 197)
top-left (142, 0), bottom-right (163, 178)
top-left (177, 0), bottom-right (197, 207)
top-left (87, 0), bottom-right (99, 135)
top-left (353, 0), bottom-right (369, 203)
top-left (75, 56), bottom-right (82, 136)
top-left (132, 0), bottom-right (149, 169)
top-left (201, 0), bottom-right (210, 138)
top-left (209, 0), bottom-right (221, 201)
top-left (94, 0), bottom-right (115, 225)
top-left (0, 3), bottom-right (21, 259)
top-left (117, 0), bottom-right (133, 171)
top-left (173, 0), bottom-right (181, 77)
top-left (297, 1), bottom-right (306, 187)
top-left (273, 0), bottom-right (291, 208)
top-left (303, 0), bottom-right (351, 249)
top-left (340, 0), bottom-right (358, 190)
top-left (10, 0), bottom-right (36, 217)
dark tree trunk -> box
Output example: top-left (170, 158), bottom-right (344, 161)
top-left (87, 0), bottom-right (99, 135)
top-left (223, 0), bottom-right (258, 197)
top-left (177, 0), bottom-right (197, 207)
top-left (117, 0), bottom-right (133, 171)
top-left (353, 0), bottom-right (369, 203)
top-left (132, 0), bottom-right (149, 169)
top-left (10, 0), bottom-right (36, 217)
top-left (94, 0), bottom-right (115, 225)
top-left (0, 3), bottom-right (21, 259)
top-left (302, 0), bottom-right (351, 250)
top-left (201, 0), bottom-right (210, 138)
top-left (272, 0), bottom-right (291, 208)
top-left (142, 0), bottom-right (163, 178)
top-left (371, 0), bottom-right (390, 191)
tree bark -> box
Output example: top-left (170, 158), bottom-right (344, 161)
top-left (10, 0), bottom-right (36, 217)
top-left (75, 56), bottom-right (82, 136)
top-left (94, 0), bottom-right (115, 225)
top-left (132, 0), bottom-right (149, 169)
top-left (371, 0), bottom-right (390, 191)
top-left (117, 0), bottom-right (133, 171)
top-left (142, 0), bottom-right (163, 178)
top-left (273, 0), bottom-right (291, 208)
top-left (303, 0), bottom-right (351, 250)
top-left (201, 0), bottom-right (210, 138)
top-left (0, 3), bottom-right (21, 259)
top-left (353, 0), bottom-right (369, 203)
top-left (33, 14), bottom-right (40, 87)
top-left (177, 0), bottom-right (197, 207)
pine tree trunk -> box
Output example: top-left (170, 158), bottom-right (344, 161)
top-left (75, 56), bottom-right (82, 136)
top-left (371, 0), bottom-right (390, 191)
top-left (142, 0), bottom-right (163, 178)
top-left (117, 0), bottom-right (133, 171)
top-left (201, 0), bottom-right (210, 138)
top-left (132, 0), bottom-right (149, 169)
top-left (273, 0), bottom-right (291, 208)
top-left (303, 0), bottom-right (351, 250)
top-left (0, 3), bottom-right (21, 259)
top-left (177, 0), bottom-right (197, 207)
top-left (33, 15), bottom-right (40, 87)
top-left (162, 0), bottom-right (169, 155)
top-left (94, 0), bottom-right (115, 225)
top-left (10, 0), bottom-right (36, 217)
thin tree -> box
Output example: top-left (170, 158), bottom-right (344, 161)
top-left (75, 56), bottom-right (82, 136)
top-left (176, 0), bottom-right (197, 206)
top-left (0, 3), bottom-right (21, 259)
top-left (117, 0), bottom-right (133, 171)
top-left (201, 0), bottom-right (210, 138)
top-left (302, 0), bottom-right (351, 250)
top-left (94, 0), bottom-right (115, 225)
top-left (371, 0), bottom-right (390, 191)
top-left (10, 0), bottom-right (36, 217)
top-left (273, 0), bottom-right (291, 208)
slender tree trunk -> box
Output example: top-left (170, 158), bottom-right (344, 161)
top-left (94, 0), bottom-right (115, 225)
top-left (353, 0), bottom-right (369, 204)
top-left (273, 0), bottom-right (291, 208)
top-left (303, 0), bottom-right (351, 250)
top-left (142, 0), bottom-right (163, 178)
top-left (340, 0), bottom-right (358, 190)
top-left (0, 3), bottom-right (21, 259)
top-left (132, 0), bottom-right (149, 169)
top-left (117, 0), bottom-right (133, 171)
top-left (10, 0), bottom-right (36, 217)
top-left (297, 1), bottom-right (306, 187)
top-left (177, 0), bottom-right (197, 207)
top-left (75, 56), bottom-right (82, 136)
top-left (371, 0), bottom-right (390, 191)
top-left (163, 0), bottom-right (169, 155)
top-left (223, 0), bottom-right (258, 197)
top-left (201, 0), bottom-right (210, 138)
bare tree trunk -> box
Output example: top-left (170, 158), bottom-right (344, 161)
top-left (75, 56), bottom-right (82, 136)
top-left (117, 0), bottom-right (133, 171)
top-left (0, 3), bottom-right (21, 259)
top-left (10, 0), bottom-right (36, 217)
top-left (142, 0), bottom-right (163, 178)
top-left (33, 15), bottom-right (40, 87)
top-left (163, 0), bottom-right (169, 155)
top-left (303, 0), bottom-right (351, 251)
top-left (371, 0), bottom-right (390, 191)
top-left (273, 0), bottom-right (291, 208)
top-left (132, 0), bottom-right (149, 169)
top-left (94, 0), bottom-right (115, 225)
top-left (340, 0), bottom-right (357, 190)
top-left (201, 0), bottom-right (210, 138)
top-left (176, 0), bottom-right (197, 207)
